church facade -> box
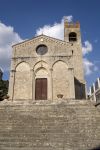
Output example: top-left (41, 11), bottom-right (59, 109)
top-left (9, 21), bottom-right (86, 101)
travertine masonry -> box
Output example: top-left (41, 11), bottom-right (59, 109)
top-left (9, 21), bottom-right (86, 101)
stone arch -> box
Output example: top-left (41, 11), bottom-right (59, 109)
top-left (34, 61), bottom-right (51, 100)
top-left (34, 61), bottom-right (49, 72)
top-left (35, 67), bottom-right (48, 77)
top-left (14, 62), bottom-right (32, 100)
top-left (52, 61), bottom-right (70, 99)
top-left (52, 60), bottom-right (68, 69)
top-left (16, 61), bottom-right (30, 71)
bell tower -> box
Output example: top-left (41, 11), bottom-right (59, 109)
top-left (64, 20), bottom-right (81, 43)
top-left (64, 19), bottom-right (86, 99)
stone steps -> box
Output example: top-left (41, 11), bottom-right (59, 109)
top-left (0, 100), bottom-right (100, 150)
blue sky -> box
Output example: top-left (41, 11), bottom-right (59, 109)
top-left (0, 0), bottom-right (100, 90)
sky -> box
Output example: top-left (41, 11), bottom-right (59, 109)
top-left (0, 0), bottom-right (100, 91)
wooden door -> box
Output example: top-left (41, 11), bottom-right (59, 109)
top-left (35, 78), bottom-right (47, 100)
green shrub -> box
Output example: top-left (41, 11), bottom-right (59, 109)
top-left (0, 80), bottom-right (9, 101)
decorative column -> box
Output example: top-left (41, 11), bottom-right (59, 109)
top-left (97, 78), bottom-right (100, 88)
top-left (93, 83), bottom-right (96, 101)
top-left (8, 69), bottom-right (16, 101)
top-left (50, 68), bottom-right (53, 101)
top-left (32, 69), bottom-right (35, 101)
top-left (68, 68), bottom-right (75, 99)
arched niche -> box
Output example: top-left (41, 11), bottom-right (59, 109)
top-left (53, 61), bottom-right (70, 99)
top-left (35, 67), bottom-right (48, 78)
top-left (14, 62), bottom-right (32, 100)
top-left (34, 61), bottom-right (49, 73)
top-left (16, 62), bottom-right (30, 72)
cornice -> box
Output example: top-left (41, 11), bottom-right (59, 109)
top-left (13, 35), bottom-right (72, 50)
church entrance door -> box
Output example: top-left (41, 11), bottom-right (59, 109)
top-left (35, 78), bottom-right (47, 100)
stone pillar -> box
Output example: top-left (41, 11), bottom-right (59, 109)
top-left (97, 78), bottom-right (100, 88)
top-left (93, 83), bottom-right (96, 101)
top-left (49, 68), bottom-right (53, 101)
top-left (30, 69), bottom-right (34, 101)
top-left (8, 70), bottom-right (16, 101)
top-left (84, 81), bottom-right (87, 99)
top-left (68, 68), bottom-right (75, 99)
top-left (32, 69), bottom-right (35, 101)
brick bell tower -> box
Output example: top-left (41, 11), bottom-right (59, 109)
top-left (64, 19), bottom-right (86, 99)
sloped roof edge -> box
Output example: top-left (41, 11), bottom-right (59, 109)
top-left (12, 34), bottom-right (67, 47)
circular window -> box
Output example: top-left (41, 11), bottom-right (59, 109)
top-left (36, 45), bottom-right (48, 55)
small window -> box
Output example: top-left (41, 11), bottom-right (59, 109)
top-left (69, 32), bottom-right (77, 42)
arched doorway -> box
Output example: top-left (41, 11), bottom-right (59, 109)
top-left (34, 67), bottom-right (48, 100)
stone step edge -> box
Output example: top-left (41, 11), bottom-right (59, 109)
top-left (0, 99), bottom-right (95, 106)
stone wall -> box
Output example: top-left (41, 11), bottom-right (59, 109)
top-left (9, 22), bottom-right (86, 100)
top-left (14, 62), bottom-right (32, 100)
top-left (9, 35), bottom-right (76, 101)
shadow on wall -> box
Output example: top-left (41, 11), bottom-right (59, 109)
top-left (0, 80), bottom-right (9, 101)
top-left (90, 146), bottom-right (100, 150)
top-left (74, 77), bottom-right (86, 99)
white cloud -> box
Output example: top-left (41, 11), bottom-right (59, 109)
top-left (82, 41), bottom-right (93, 56)
top-left (83, 58), bottom-right (98, 75)
top-left (36, 19), bottom-right (64, 40)
top-left (82, 41), bottom-right (98, 75)
top-left (63, 15), bottom-right (73, 22)
top-left (36, 15), bottom-right (73, 40)
top-left (0, 21), bottom-right (23, 71)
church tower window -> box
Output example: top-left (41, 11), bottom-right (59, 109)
top-left (69, 32), bottom-right (77, 42)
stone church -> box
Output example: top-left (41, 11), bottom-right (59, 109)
top-left (1, 20), bottom-right (100, 150)
top-left (9, 20), bottom-right (86, 101)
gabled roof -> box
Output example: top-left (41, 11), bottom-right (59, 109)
top-left (12, 34), bottom-right (67, 47)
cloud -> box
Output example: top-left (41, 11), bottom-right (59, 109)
top-left (36, 15), bottom-right (73, 40)
top-left (82, 41), bottom-right (93, 56)
top-left (83, 58), bottom-right (98, 75)
top-left (0, 21), bottom-right (23, 71)
top-left (63, 15), bottom-right (73, 22)
top-left (36, 19), bottom-right (64, 40)
top-left (82, 41), bottom-right (98, 75)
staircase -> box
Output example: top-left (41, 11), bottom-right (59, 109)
top-left (0, 100), bottom-right (100, 150)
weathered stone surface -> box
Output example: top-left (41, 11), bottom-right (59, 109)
top-left (0, 100), bottom-right (100, 150)
top-left (9, 21), bottom-right (86, 101)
